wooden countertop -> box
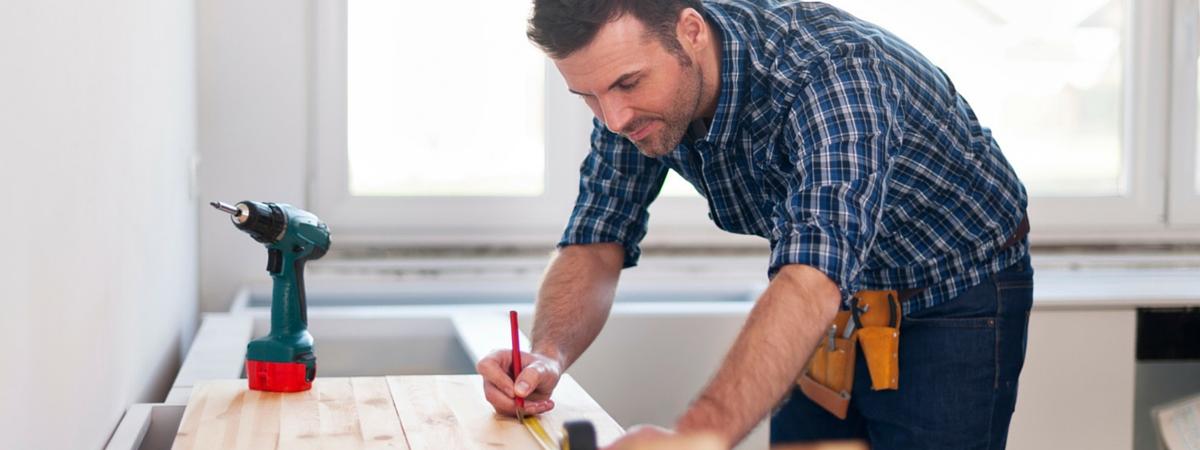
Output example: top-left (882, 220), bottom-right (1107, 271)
top-left (172, 375), bottom-right (623, 450)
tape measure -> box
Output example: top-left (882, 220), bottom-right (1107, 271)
top-left (522, 415), bottom-right (557, 450)
top-left (520, 417), bottom-right (598, 450)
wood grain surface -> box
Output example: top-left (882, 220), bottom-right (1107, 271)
top-left (172, 375), bottom-right (622, 450)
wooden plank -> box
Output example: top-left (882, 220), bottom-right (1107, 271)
top-left (173, 378), bottom-right (409, 450)
top-left (276, 381), bottom-right (323, 450)
top-left (176, 376), bottom-right (619, 449)
top-left (311, 378), bottom-right (362, 448)
top-left (172, 380), bottom-right (282, 450)
top-left (172, 380), bottom-right (243, 450)
top-left (388, 375), bottom-right (623, 449)
top-left (388, 375), bottom-right (513, 449)
top-left (235, 389), bottom-right (284, 449)
top-left (352, 377), bottom-right (411, 449)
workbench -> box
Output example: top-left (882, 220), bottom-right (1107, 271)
top-left (172, 375), bottom-right (622, 450)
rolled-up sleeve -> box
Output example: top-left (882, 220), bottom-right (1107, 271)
top-left (769, 54), bottom-right (902, 302)
top-left (558, 119), bottom-right (669, 268)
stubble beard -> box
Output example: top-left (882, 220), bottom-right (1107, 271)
top-left (632, 59), bottom-right (705, 158)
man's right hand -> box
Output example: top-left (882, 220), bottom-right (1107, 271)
top-left (476, 348), bottom-right (563, 416)
top-left (477, 243), bottom-right (622, 417)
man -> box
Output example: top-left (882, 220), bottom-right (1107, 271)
top-left (477, 0), bottom-right (1033, 449)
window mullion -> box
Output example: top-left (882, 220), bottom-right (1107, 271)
top-left (1170, 0), bottom-right (1200, 225)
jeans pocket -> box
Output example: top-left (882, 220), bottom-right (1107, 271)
top-left (904, 277), bottom-right (999, 330)
top-left (903, 316), bottom-right (996, 329)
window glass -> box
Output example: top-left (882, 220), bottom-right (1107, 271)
top-left (348, 1), bottom-right (545, 196)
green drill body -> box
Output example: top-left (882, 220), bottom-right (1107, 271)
top-left (213, 200), bottom-right (330, 391)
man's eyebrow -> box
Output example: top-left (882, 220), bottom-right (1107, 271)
top-left (567, 70), bottom-right (643, 96)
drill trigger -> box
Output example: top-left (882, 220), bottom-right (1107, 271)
top-left (266, 249), bottom-right (283, 274)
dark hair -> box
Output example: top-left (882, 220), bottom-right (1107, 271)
top-left (527, 0), bottom-right (705, 60)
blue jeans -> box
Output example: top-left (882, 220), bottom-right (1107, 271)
top-left (771, 253), bottom-right (1034, 450)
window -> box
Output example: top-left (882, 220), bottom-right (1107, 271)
top-left (315, 0), bottom-right (1196, 246)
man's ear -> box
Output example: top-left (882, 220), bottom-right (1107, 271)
top-left (676, 8), bottom-right (708, 51)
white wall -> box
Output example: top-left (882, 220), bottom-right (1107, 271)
top-left (0, 0), bottom-right (199, 448)
top-left (197, 0), bottom-right (310, 314)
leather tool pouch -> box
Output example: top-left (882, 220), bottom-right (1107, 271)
top-left (855, 290), bottom-right (901, 391)
top-left (797, 290), bottom-right (903, 418)
top-left (797, 310), bottom-right (855, 419)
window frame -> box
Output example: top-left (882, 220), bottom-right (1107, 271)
top-left (313, 0), bottom-right (1200, 248)
top-left (1170, 0), bottom-right (1200, 226)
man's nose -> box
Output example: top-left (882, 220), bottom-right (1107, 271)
top-left (599, 96), bottom-right (634, 135)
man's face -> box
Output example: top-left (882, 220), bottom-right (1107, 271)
top-left (554, 15), bottom-right (704, 158)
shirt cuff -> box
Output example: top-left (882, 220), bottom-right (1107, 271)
top-left (768, 218), bottom-right (863, 305)
top-left (557, 207), bottom-right (648, 268)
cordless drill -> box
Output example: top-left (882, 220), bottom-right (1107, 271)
top-left (211, 201), bottom-right (330, 392)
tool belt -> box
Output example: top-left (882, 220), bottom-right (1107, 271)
top-left (797, 290), bottom-right (902, 419)
top-left (797, 214), bottom-right (1031, 419)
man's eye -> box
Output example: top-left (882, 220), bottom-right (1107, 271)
top-left (617, 81), bottom-right (638, 91)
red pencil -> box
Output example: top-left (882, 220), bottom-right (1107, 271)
top-left (509, 310), bottom-right (525, 412)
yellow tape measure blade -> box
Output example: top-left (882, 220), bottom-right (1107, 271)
top-left (522, 415), bottom-right (558, 450)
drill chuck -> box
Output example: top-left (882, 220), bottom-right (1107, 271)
top-left (211, 201), bottom-right (287, 243)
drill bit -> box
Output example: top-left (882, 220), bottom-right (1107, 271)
top-left (210, 201), bottom-right (242, 217)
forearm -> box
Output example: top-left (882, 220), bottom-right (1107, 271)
top-left (531, 243), bottom-right (625, 370)
top-left (676, 264), bottom-right (842, 447)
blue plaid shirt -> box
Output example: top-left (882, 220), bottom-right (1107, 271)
top-left (558, 0), bottom-right (1029, 313)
